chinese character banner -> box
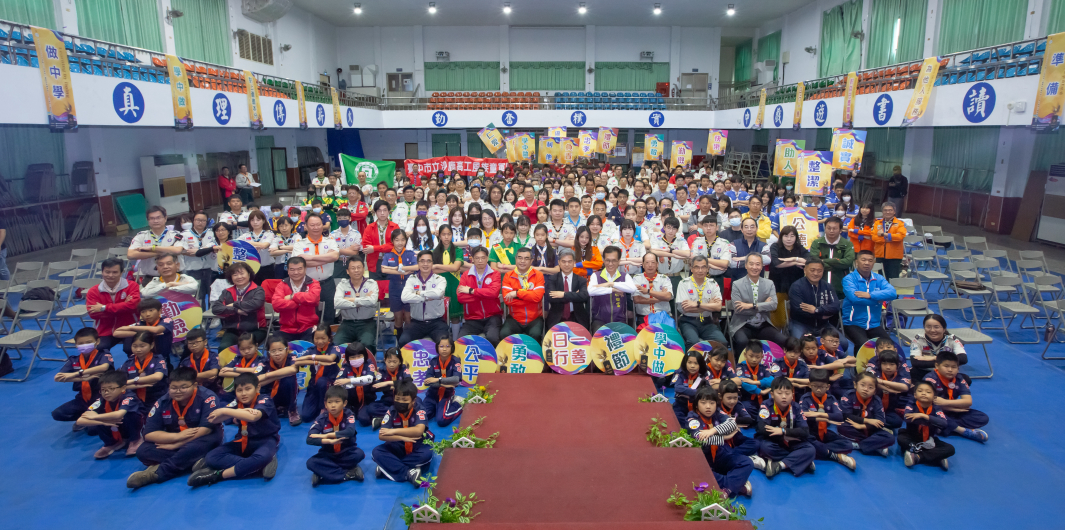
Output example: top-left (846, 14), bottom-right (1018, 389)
top-left (30, 26), bottom-right (76, 130)
top-left (644, 134), bottom-right (665, 161)
top-left (754, 88), bottom-right (767, 129)
top-left (579, 129), bottom-right (599, 157)
top-left (773, 139), bottom-right (806, 177)
top-left (590, 323), bottom-right (639, 375)
top-left (636, 324), bottom-right (684, 377)
top-left (707, 129), bottom-right (728, 156)
top-left (478, 123), bottom-right (505, 153)
top-left (244, 70), bottom-right (264, 130)
top-left (544, 322), bottom-right (593, 375)
top-left (598, 126), bottom-right (618, 153)
top-left (842, 72), bottom-right (858, 128)
top-left (330, 87), bottom-right (342, 129)
top-left (831, 128), bottom-right (867, 171)
top-left (165, 55), bottom-right (193, 129)
top-left (538, 135), bottom-right (560, 164)
top-left (670, 140), bottom-right (693, 168)
top-left (1033, 32), bottom-right (1065, 131)
top-left (455, 335), bottom-right (498, 387)
top-left (560, 137), bottom-right (579, 164)
top-left (792, 82), bottom-right (805, 130)
top-left (401, 339), bottom-right (438, 391)
top-left (901, 57), bottom-right (941, 126)
top-left (296, 81), bottom-right (307, 129)
top-left (796, 150), bottom-right (833, 195)
top-left (497, 335), bottom-right (544, 374)
top-left (547, 126), bottom-right (567, 138)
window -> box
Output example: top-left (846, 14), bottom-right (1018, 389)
top-left (633, 130), bottom-right (649, 147)
top-left (237, 30), bottom-right (274, 66)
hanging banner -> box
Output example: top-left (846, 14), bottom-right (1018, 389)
top-left (538, 135), bottom-right (561, 164)
top-left (330, 87), bottom-right (342, 130)
top-left (560, 137), bottom-right (579, 164)
top-left (296, 81), bottom-right (308, 129)
top-left (779, 206), bottom-right (820, 249)
top-left (1033, 32), bottom-right (1065, 131)
top-left (831, 129), bottom-right (867, 171)
top-left (578, 129), bottom-right (599, 157)
top-left (796, 150), bottom-right (833, 196)
top-left (29, 26), bottom-right (77, 130)
top-left (400, 339), bottom-right (437, 390)
top-left (164, 55), bottom-right (193, 130)
top-left (644, 134), bottom-right (665, 161)
top-left (753, 88), bottom-right (767, 130)
top-left (544, 323), bottom-right (593, 375)
top-left (455, 335), bottom-right (497, 387)
top-left (792, 82), bottom-right (805, 130)
top-left (547, 126), bottom-right (567, 138)
top-left (505, 134), bottom-right (519, 163)
top-left (670, 141), bottom-right (693, 168)
top-left (243, 70), bottom-right (264, 130)
top-left (497, 334), bottom-right (544, 374)
top-left (403, 156), bottom-right (509, 179)
top-left (478, 123), bottom-right (505, 153)
top-left (598, 126), bottom-right (618, 153)
top-left (901, 57), bottom-right (941, 126)
top-left (636, 324), bottom-right (684, 377)
top-left (590, 323), bottom-right (639, 375)
top-left (707, 129), bottom-right (728, 156)
top-left (773, 139), bottom-right (806, 177)
top-left (841, 72), bottom-right (858, 128)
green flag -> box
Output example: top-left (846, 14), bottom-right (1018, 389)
top-left (339, 154), bottom-right (396, 188)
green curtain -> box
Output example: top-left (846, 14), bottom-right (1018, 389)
top-left (733, 40), bottom-right (752, 86)
top-left (753, 129), bottom-right (769, 147)
top-left (928, 127), bottom-right (998, 192)
top-left (0, 0), bottom-right (56, 28)
top-left (1031, 130), bottom-right (1065, 171)
top-left (1050, 0), bottom-right (1065, 34)
top-left (0, 125), bottom-right (65, 196)
top-left (815, 129), bottom-right (834, 150)
top-left (864, 127), bottom-right (907, 178)
top-left (424, 62), bottom-right (500, 91)
top-left (171, 0), bottom-right (231, 65)
top-left (75, 0), bottom-right (163, 52)
top-left (938, 0), bottom-right (1026, 55)
top-left (819, 0), bottom-right (862, 77)
top-left (509, 62), bottom-right (585, 91)
top-left (594, 62), bottom-right (669, 91)
top-left (867, 0), bottom-right (927, 68)
top-left (756, 32), bottom-right (781, 81)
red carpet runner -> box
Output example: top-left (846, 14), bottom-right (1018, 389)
top-left (412, 374), bottom-right (751, 529)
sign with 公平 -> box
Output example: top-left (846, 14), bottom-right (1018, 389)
top-left (455, 335), bottom-right (497, 387)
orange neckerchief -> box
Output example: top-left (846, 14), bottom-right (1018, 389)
top-left (855, 393), bottom-right (872, 418)
top-left (708, 364), bottom-right (723, 381)
top-left (934, 369), bottom-right (955, 400)
top-left (879, 370), bottom-right (895, 410)
top-left (698, 413), bottom-right (718, 460)
top-left (810, 392), bottom-right (828, 440)
top-left (915, 401), bottom-right (933, 442)
top-left (783, 357), bottom-right (798, 377)
top-left (773, 402), bottom-right (792, 446)
top-left (173, 387), bottom-right (198, 432)
top-left (78, 349), bottom-right (99, 402)
top-left (104, 398), bottom-right (122, 441)
top-left (133, 354), bottom-right (153, 402)
top-left (235, 393), bottom-right (259, 453)
top-left (685, 373), bottom-right (699, 411)
top-left (307, 235), bottom-right (323, 255)
top-left (268, 356), bottom-right (287, 398)
top-left (193, 348), bottom-right (211, 373)
top-left (314, 347), bottom-right (331, 380)
top-left (238, 354), bottom-right (259, 369)
top-left (327, 413), bottom-right (344, 452)
top-left (437, 356), bottom-right (452, 402)
top-left (350, 363), bottom-right (366, 402)
top-left (747, 364), bottom-right (764, 407)
top-left (397, 408), bottom-right (415, 454)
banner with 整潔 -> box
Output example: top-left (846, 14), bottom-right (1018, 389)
top-left (547, 126), bottom-right (567, 138)
top-left (296, 81), bottom-right (308, 129)
top-left (707, 129), bottom-right (728, 156)
top-left (670, 141), bottom-right (693, 168)
top-left (831, 128), bottom-right (867, 171)
top-left (578, 129), bottom-right (599, 157)
top-left (1033, 32), bottom-right (1065, 131)
top-left (164, 55), bottom-right (193, 129)
top-left (796, 150), bottom-right (833, 196)
top-left (773, 139), bottom-right (806, 177)
top-left (560, 137), bottom-right (579, 164)
top-left (330, 87), bottom-right (342, 129)
top-left (402, 156), bottom-right (508, 180)
top-left (455, 335), bottom-right (497, 387)
top-left (538, 135), bottom-right (561, 164)
top-left (779, 206), bottom-right (820, 249)
top-left (754, 88), bottom-right (767, 129)
top-left (841, 72), bottom-right (858, 128)
top-left (244, 70), bottom-right (263, 130)
top-left (478, 123), bottom-right (505, 153)
top-left (598, 127), bottom-right (618, 153)
top-left (29, 26), bottom-right (76, 130)
top-left (644, 134), bottom-right (665, 161)
top-left (901, 57), bottom-right (941, 126)
top-left (400, 339), bottom-right (437, 391)
top-left (792, 82), bottom-right (805, 130)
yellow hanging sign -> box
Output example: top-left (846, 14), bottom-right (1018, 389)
top-left (296, 81), bottom-right (308, 129)
top-left (29, 26), bottom-right (76, 130)
top-left (598, 126), bottom-right (618, 153)
top-left (330, 87), bottom-right (342, 129)
top-left (1033, 32), bottom-right (1065, 131)
top-left (754, 88), bottom-right (767, 129)
top-left (165, 55), bottom-right (193, 129)
top-left (244, 70), bottom-right (264, 130)
top-left (707, 129), bottom-right (728, 156)
top-left (792, 82), bottom-right (805, 130)
top-left (901, 57), bottom-right (941, 126)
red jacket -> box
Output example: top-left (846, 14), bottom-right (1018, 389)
top-left (361, 221), bottom-right (400, 273)
top-left (218, 174), bottom-right (236, 198)
top-left (271, 277), bottom-right (321, 334)
top-left (502, 268), bottom-right (545, 325)
top-left (456, 267), bottom-right (503, 321)
top-left (86, 279), bottom-right (141, 337)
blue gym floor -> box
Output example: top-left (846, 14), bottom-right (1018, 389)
top-left (2, 271), bottom-right (1064, 529)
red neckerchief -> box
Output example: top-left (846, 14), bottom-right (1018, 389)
top-left (708, 364), bottom-right (723, 381)
top-left (437, 356), bottom-right (451, 402)
top-left (915, 401), bottom-right (933, 441)
top-left (104, 398), bottom-right (122, 441)
top-left (133, 354), bottom-right (154, 402)
top-left (803, 352), bottom-right (820, 366)
top-left (307, 235), bottom-right (323, 255)
top-left (235, 393), bottom-right (259, 453)
top-left (810, 393), bottom-right (828, 440)
top-left (698, 413), bottom-right (718, 459)
top-left (172, 387), bottom-right (198, 432)
top-left (350, 363), bottom-right (366, 402)
top-left (314, 346), bottom-right (331, 380)
top-left (934, 369), bottom-right (955, 400)
top-left (397, 407), bottom-right (415, 454)
top-left (783, 357), bottom-right (798, 377)
top-left (238, 355), bottom-right (258, 369)
top-left (268, 356), bottom-right (287, 398)
top-left (327, 413), bottom-right (344, 452)
top-left (855, 393), bottom-right (872, 418)
top-left (193, 348), bottom-right (211, 373)
top-left (78, 349), bottom-right (99, 402)
top-left (747, 364), bottom-right (764, 407)
top-left (879, 370), bottom-right (895, 410)
top-left (685, 372), bottom-right (699, 411)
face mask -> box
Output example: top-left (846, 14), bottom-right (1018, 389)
top-left (272, 211), bottom-right (281, 218)
top-left (349, 357), bottom-right (364, 368)
top-left (326, 191), bottom-right (334, 196)
top-left (468, 239), bottom-right (482, 248)
top-left (312, 207), bottom-right (322, 213)
top-left (533, 184), bottom-right (541, 191)
top-left (729, 218), bottom-right (741, 228)
top-left (290, 215), bottom-right (300, 222)
top-left (836, 211), bottom-right (846, 217)
top-left (394, 401), bottom-right (411, 413)
top-left (181, 222), bottom-right (192, 230)
top-left (697, 227), bottom-right (705, 235)
top-left (417, 210), bottom-right (427, 216)
top-left (596, 192), bottom-right (606, 200)
top-left (417, 225), bottom-right (427, 234)
top-left (76, 343), bottom-right (95, 354)
top-left (843, 196), bottom-right (851, 202)
top-left (338, 220), bottom-right (351, 228)
top-left (785, 185), bottom-right (793, 191)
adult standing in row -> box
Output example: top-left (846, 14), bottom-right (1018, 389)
top-left (872, 202), bottom-right (907, 280)
top-left (292, 215), bottom-right (340, 325)
top-left (127, 206), bottom-right (185, 285)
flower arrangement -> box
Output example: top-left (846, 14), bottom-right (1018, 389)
top-left (425, 416), bottom-right (499, 455)
top-left (465, 384), bottom-right (497, 404)
top-left (645, 416), bottom-right (700, 447)
top-left (638, 393), bottom-right (668, 403)
top-left (667, 483), bottom-right (761, 526)
top-left (402, 475), bottom-right (482, 524)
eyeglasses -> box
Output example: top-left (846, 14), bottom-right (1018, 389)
top-left (169, 384), bottom-right (195, 392)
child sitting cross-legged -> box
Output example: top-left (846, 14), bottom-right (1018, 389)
top-left (685, 386), bottom-right (754, 497)
top-left (306, 385), bottom-right (366, 486)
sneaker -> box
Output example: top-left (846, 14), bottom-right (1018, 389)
top-left (940, 458), bottom-right (950, 471)
top-left (878, 447), bottom-right (891, 457)
top-left (741, 481), bottom-right (753, 497)
top-left (372, 417), bottom-right (383, 430)
top-left (94, 442), bottom-right (125, 459)
top-left (961, 428), bottom-right (988, 443)
top-left (904, 451), bottom-right (919, 467)
top-left (407, 467), bottom-right (421, 487)
top-left (375, 466), bottom-right (385, 479)
top-left (126, 438), bottom-right (143, 457)
top-left (188, 468), bottom-right (223, 488)
top-left (192, 457), bottom-right (208, 472)
top-left (311, 473), bottom-right (320, 488)
top-left (126, 465), bottom-right (159, 489)
top-left (262, 455), bottom-right (278, 480)
top-left (748, 454), bottom-right (766, 472)
top-left (764, 460), bottom-right (781, 478)
top-left (833, 453), bottom-right (857, 471)
top-left (288, 409), bottom-right (302, 426)
top-left (807, 462), bottom-right (816, 473)
top-left (345, 466), bottom-right (365, 482)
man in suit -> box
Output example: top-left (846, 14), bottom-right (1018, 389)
top-left (545, 249), bottom-right (589, 330)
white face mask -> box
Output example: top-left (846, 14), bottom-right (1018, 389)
top-left (842, 196), bottom-right (851, 202)
top-left (181, 222), bottom-right (192, 230)
top-left (468, 239), bottom-right (482, 248)
top-left (417, 225), bottom-right (427, 234)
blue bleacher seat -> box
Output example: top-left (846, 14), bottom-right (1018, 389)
top-left (1014, 42), bottom-right (1035, 57)
top-left (96, 46), bottom-right (107, 56)
top-left (972, 50), bottom-right (990, 63)
top-left (64, 41), bottom-right (73, 51)
top-left (23, 32), bottom-right (32, 43)
top-left (0, 28), bottom-right (8, 39)
top-left (11, 30), bottom-right (22, 41)
top-left (975, 69), bottom-right (986, 81)
top-left (1004, 65), bottom-right (1017, 78)
top-left (997, 47), bottom-right (1012, 61)
top-left (92, 59), bottom-right (104, 76)
top-left (1036, 41), bottom-right (1046, 56)
top-left (964, 70), bottom-right (976, 83)
top-left (69, 62), bottom-right (80, 73)
top-left (947, 73), bottom-right (959, 84)
top-left (1027, 62), bottom-right (1040, 75)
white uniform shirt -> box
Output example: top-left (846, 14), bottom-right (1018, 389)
top-left (182, 229), bottom-right (216, 271)
top-left (650, 235), bottom-right (690, 275)
top-left (401, 273), bottom-right (448, 321)
top-left (239, 229), bottom-right (276, 267)
top-left (633, 272), bottom-right (674, 315)
top-left (141, 273), bottom-right (199, 297)
top-left (329, 226), bottom-right (363, 267)
top-left (291, 235), bottom-right (340, 281)
top-left (129, 228), bottom-right (185, 277)
top-left (269, 233), bottom-right (302, 269)
top-left (617, 238), bottom-right (646, 276)
top-left (545, 222), bottom-right (576, 248)
top-left (676, 276), bottom-right (723, 319)
top-left (334, 277), bottom-right (379, 321)
top-left (689, 236), bottom-right (733, 277)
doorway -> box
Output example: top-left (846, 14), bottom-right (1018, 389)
top-left (432, 134), bottom-right (461, 157)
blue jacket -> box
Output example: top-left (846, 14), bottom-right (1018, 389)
top-left (841, 270), bottom-right (896, 329)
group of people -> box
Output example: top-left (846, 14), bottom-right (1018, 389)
top-left (53, 156), bottom-right (983, 494)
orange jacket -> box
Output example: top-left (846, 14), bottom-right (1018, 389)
top-left (502, 267), bottom-right (545, 325)
top-left (572, 245), bottom-right (603, 279)
top-left (846, 218), bottom-right (875, 253)
top-left (872, 217), bottom-right (907, 259)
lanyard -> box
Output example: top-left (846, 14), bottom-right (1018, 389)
top-left (173, 387), bottom-right (198, 431)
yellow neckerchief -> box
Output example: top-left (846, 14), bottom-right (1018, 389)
top-left (515, 268), bottom-right (532, 290)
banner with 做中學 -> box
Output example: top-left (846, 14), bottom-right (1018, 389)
top-left (30, 26), bottom-right (76, 130)
top-left (243, 70), bottom-right (264, 129)
top-left (506, 132), bottom-right (535, 162)
top-left (402, 156), bottom-right (511, 179)
top-left (165, 55), bottom-right (193, 129)
top-left (340, 154), bottom-right (396, 187)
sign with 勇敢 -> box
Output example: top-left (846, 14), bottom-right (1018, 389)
top-left (496, 334), bottom-right (544, 374)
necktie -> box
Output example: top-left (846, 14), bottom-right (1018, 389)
top-left (563, 276), bottom-right (571, 319)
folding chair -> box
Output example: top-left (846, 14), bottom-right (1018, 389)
top-left (944, 249), bottom-right (971, 267)
top-left (56, 278), bottom-right (102, 334)
top-left (59, 249), bottom-right (98, 281)
top-left (947, 262), bottom-right (992, 315)
top-left (889, 277), bottom-right (924, 299)
top-left (938, 297), bottom-right (994, 379)
top-left (1018, 250), bottom-right (1052, 275)
top-left (890, 298), bottom-right (930, 345)
top-left (1023, 273), bottom-right (1062, 306)
top-left (984, 276), bottom-right (1041, 343)
top-left (5, 261), bottom-right (44, 295)
top-left (43, 261), bottom-right (79, 303)
top-left (1040, 299), bottom-right (1065, 360)
top-left (959, 236), bottom-right (987, 252)
top-left (911, 250), bottom-right (948, 295)
top-left (0, 300), bottom-right (66, 382)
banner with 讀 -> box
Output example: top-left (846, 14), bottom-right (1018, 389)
top-left (560, 137), bottom-right (579, 164)
top-left (578, 129), bottom-right (599, 157)
top-left (644, 134), bottom-right (665, 161)
top-left (478, 123), bottom-right (505, 153)
top-left (330, 87), bottom-right (342, 129)
top-left (754, 88), bottom-right (767, 129)
top-left (547, 126), bottom-right (567, 138)
top-left (901, 57), bottom-right (941, 126)
top-left (164, 55), bottom-right (193, 129)
top-left (1032, 32), bottom-right (1065, 131)
top-left (538, 135), bottom-right (560, 164)
top-left (296, 81), bottom-right (307, 129)
top-left (796, 150), bottom-right (833, 196)
top-left (598, 127), bottom-right (618, 153)
top-left (773, 139), bottom-right (806, 177)
top-left (779, 207), bottom-right (820, 249)
top-left (831, 128), bottom-right (867, 171)
top-left (30, 26), bottom-right (76, 130)
top-left (670, 141), bottom-right (693, 168)
top-left (403, 156), bottom-right (510, 180)
top-left (792, 82), bottom-right (805, 130)
top-left (244, 70), bottom-right (264, 129)
top-left (707, 129), bottom-right (728, 156)
top-left (842, 72), bottom-right (858, 128)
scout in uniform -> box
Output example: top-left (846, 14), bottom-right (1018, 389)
top-left (422, 335), bottom-right (463, 427)
top-left (675, 256), bottom-right (728, 351)
top-left (736, 343), bottom-right (773, 417)
top-left (372, 380), bottom-right (435, 486)
top-left (120, 331), bottom-right (169, 410)
top-left (306, 385), bottom-right (365, 486)
top-left (870, 349), bottom-right (912, 430)
top-left (217, 333), bottom-right (267, 402)
top-left (771, 337), bottom-right (810, 390)
top-left (76, 370), bottom-right (145, 459)
top-left (332, 343), bottom-right (379, 425)
top-left (685, 387), bottom-right (754, 497)
top-left (900, 380), bottom-right (955, 469)
top-left (923, 351), bottom-right (989, 443)
top-left (178, 329), bottom-right (220, 393)
top-left (127, 205), bottom-right (186, 283)
top-left (112, 298), bottom-right (175, 370)
top-left (672, 351), bottom-right (710, 423)
top-left (717, 380), bottom-right (764, 470)
top-left (756, 377), bottom-right (816, 478)
top-left (52, 328), bottom-right (115, 426)
top-left (799, 369), bottom-right (857, 470)
top-left (366, 349), bottom-right (409, 429)
top-left (838, 372), bottom-right (896, 457)
top-left (298, 328), bottom-right (343, 423)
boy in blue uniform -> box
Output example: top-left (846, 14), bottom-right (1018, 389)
top-left (735, 343), bottom-right (772, 417)
top-left (716, 380), bottom-right (763, 471)
top-left (128, 367), bottom-right (223, 488)
top-left (188, 373), bottom-right (282, 486)
top-left (76, 369), bottom-right (145, 459)
top-left (178, 329), bottom-right (220, 393)
top-left (771, 337), bottom-right (810, 390)
top-left (217, 333), bottom-right (267, 402)
top-left (259, 336), bottom-right (303, 426)
top-left (799, 369), bottom-right (857, 471)
top-left (373, 380), bottom-right (435, 486)
top-left (685, 387), bottom-right (754, 497)
top-left (870, 350), bottom-right (911, 430)
top-left (333, 343), bottom-right (379, 424)
top-left (307, 385), bottom-right (366, 486)
top-left (422, 336), bottom-right (463, 427)
top-left (299, 328), bottom-right (343, 423)
top-left (52, 328), bottom-right (115, 426)
top-left (838, 373), bottom-right (895, 456)
top-left (756, 377), bottom-right (816, 478)
top-left (121, 331), bottom-right (169, 409)
top-left (113, 299), bottom-right (175, 368)
top-left (367, 349), bottom-right (409, 429)
top-left (923, 351), bottom-right (989, 443)
top-left (900, 380), bottom-right (955, 469)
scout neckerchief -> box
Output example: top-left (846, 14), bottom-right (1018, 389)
top-left (235, 393), bottom-right (259, 453)
top-left (773, 402), bottom-right (792, 445)
top-left (397, 407), bottom-right (415, 454)
top-left (193, 348), bottom-right (211, 373)
top-left (78, 349), bottom-right (99, 401)
top-left (104, 398), bottom-right (122, 441)
top-left (660, 235), bottom-right (677, 270)
top-left (515, 233), bottom-right (531, 247)
top-left (515, 268), bottom-right (533, 291)
top-left (249, 229), bottom-right (268, 243)
top-left (685, 372), bottom-right (700, 412)
top-left (934, 369), bottom-right (955, 400)
top-left (307, 234), bottom-right (324, 256)
top-left (879, 370), bottom-right (896, 411)
top-left (327, 412), bottom-right (344, 452)
top-left (708, 363), bottom-right (724, 381)
top-left (692, 277), bottom-right (707, 321)
top-left (810, 392), bottom-right (828, 440)
top-left (565, 213), bottom-right (581, 230)
top-left (349, 361), bottom-right (367, 403)
top-left (190, 228), bottom-right (208, 248)
top-left (534, 244), bottom-right (549, 267)
top-left (436, 355), bottom-right (452, 402)
top-left (698, 413), bottom-right (719, 460)
top-left (855, 392), bottom-right (872, 418)
top-left (747, 363), bottom-right (764, 407)
top-left (133, 353), bottom-right (154, 402)
top-left (783, 356), bottom-right (798, 377)
top-left (173, 387), bottom-right (198, 431)
top-left (643, 271), bottom-right (658, 313)
top-left (313, 346), bottom-right (332, 380)
top-left (390, 248), bottom-right (405, 277)
top-left (483, 228), bottom-right (497, 245)
top-left (377, 221), bottom-right (390, 250)
top-left (238, 353), bottom-right (259, 370)
top-left (148, 227), bottom-right (169, 248)
top-left (915, 401), bottom-right (934, 442)
top-left (268, 355), bottom-right (288, 398)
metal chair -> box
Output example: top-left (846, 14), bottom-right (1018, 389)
top-left (911, 250), bottom-right (948, 295)
top-left (5, 261), bottom-right (44, 295)
top-left (1040, 299), bottom-right (1065, 360)
top-left (1023, 273), bottom-right (1062, 307)
top-left (947, 262), bottom-right (992, 314)
top-left (960, 236), bottom-right (987, 251)
top-left (938, 297), bottom-right (994, 379)
top-left (43, 261), bottom-right (79, 302)
top-left (890, 298), bottom-right (931, 345)
top-left (58, 249), bottom-right (98, 281)
top-left (1015, 259), bottom-right (1049, 282)
top-left (0, 300), bottom-right (65, 382)
top-left (1018, 250), bottom-right (1052, 275)
top-left (890, 277), bottom-right (924, 298)
top-left (973, 256), bottom-right (1009, 282)
top-left (922, 225), bottom-right (944, 237)
top-left (55, 278), bottom-right (102, 334)
top-left (984, 276), bottom-right (1041, 343)
top-left (944, 249), bottom-right (971, 266)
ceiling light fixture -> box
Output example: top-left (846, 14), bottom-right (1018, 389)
top-left (428, 2), bottom-right (437, 14)
top-left (578, 3), bottom-right (587, 14)
top-left (653, 3), bottom-right (661, 15)
top-left (726, 4), bottom-right (735, 16)
top-left (503, 3), bottom-right (511, 14)
top-left (353, 3), bottom-right (362, 14)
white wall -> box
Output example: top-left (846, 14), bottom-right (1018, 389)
top-left (509, 27), bottom-right (586, 61)
top-left (595, 26), bottom-right (672, 62)
top-left (764, 0), bottom-right (854, 84)
top-left (679, 27), bottom-right (722, 93)
top-left (227, 0), bottom-right (339, 85)
top-left (424, 26), bottom-right (500, 61)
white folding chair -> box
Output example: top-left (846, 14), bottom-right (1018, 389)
top-left (0, 300), bottom-right (66, 382)
top-left (938, 297), bottom-right (994, 379)
top-left (59, 249), bottom-right (98, 281)
top-left (911, 250), bottom-right (948, 295)
top-left (1040, 299), bottom-right (1065, 360)
top-left (985, 276), bottom-right (1041, 344)
top-left (5, 261), bottom-right (44, 295)
top-left (56, 278), bottom-right (102, 334)
top-left (890, 298), bottom-right (930, 345)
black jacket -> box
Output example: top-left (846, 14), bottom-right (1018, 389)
top-left (787, 277), bottom-right (841, 330)
top-left (544, 272), bottom-right (590, 330)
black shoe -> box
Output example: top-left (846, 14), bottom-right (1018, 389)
top-left (187, 468), bottom-right (223, 488)
top-left (311, 474), bottom-right (320, 488)
top-left (345, 466), bottom-right (365, 482)
top-left (375, 466), bottom-right (385, 479)
top-left (407, 467), bottom-right (421, 486)
top-left (372, 417), bottom-right (383, 430)
top-left (191, 457), bottom-right (207, 472)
